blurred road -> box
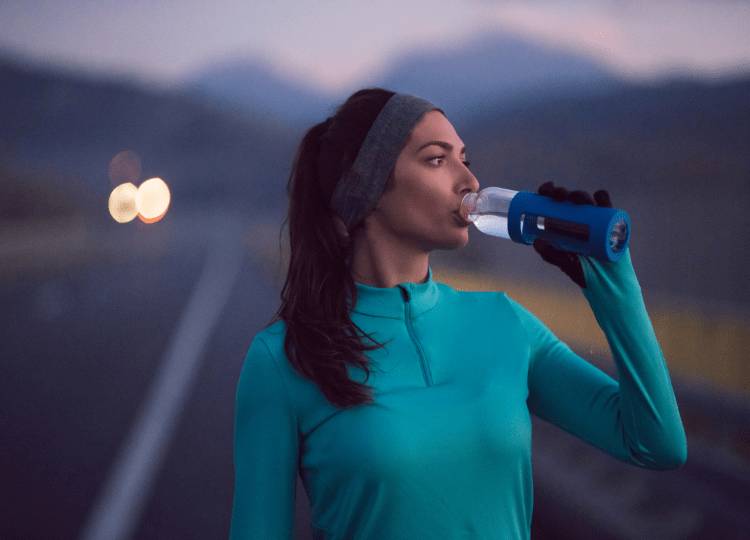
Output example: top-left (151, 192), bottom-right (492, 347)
top-left (1, 207), bottom-right (748, 539)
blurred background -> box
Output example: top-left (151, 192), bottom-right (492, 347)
top-left (1, 1), bottom-right (748, 538)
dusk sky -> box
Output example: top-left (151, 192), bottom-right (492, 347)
top-left (1, 0), bottom-right (749, 93)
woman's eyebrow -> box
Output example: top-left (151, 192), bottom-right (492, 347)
top-left (416, 140), bottom-right (466, 153)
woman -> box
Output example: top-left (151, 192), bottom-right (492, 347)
top-left (229, 88), bottom-right (687, 539)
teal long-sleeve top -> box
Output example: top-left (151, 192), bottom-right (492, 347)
top-left (229, 247), bottom-right (687, 540)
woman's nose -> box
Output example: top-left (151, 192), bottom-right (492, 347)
top-left (463, 171), bottom-right (480, 193)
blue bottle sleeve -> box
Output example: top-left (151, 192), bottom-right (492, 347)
top-left (507, 191), bottom-right (631, 262)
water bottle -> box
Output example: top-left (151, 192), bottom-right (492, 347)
top-left (459, 187), bottom-right (631, 262)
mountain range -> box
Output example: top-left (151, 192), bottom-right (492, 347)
top-left (180, 28), bottom-right (621, 130)
top-left (0, 36), bottom-right (748, 307)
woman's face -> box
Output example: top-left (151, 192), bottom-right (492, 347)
top-left (366, 110), bottom-right (480, 251)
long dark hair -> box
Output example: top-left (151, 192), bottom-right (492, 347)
top-left (264, 87), bottom-right (401, 409)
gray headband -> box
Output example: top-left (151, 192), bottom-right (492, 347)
top-left (330, 92), bottom-right (442, 230)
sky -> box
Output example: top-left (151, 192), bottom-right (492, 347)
top-left (0, 0), bottom-right (749, 93)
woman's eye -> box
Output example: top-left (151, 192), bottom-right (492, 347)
top-left (427, 156), bottom-right (472, 169)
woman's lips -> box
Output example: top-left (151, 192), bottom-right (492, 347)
top-left (453, 212), bottom-right (471, 226)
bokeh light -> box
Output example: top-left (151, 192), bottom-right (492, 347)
top-left (108, 150), bottom-right (142, 186)
top-left (135, 177), bottom-right (171, 223)
top-left (108, 182), bottom-right (139, 223)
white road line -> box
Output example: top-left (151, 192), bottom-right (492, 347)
top-left (79, 216), bottom-right (246, 540)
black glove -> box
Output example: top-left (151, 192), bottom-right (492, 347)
top-left (532, 181), bottom-right (613, 289)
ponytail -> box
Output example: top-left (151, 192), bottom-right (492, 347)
top-left (264, 88), bottom-right (397, 408)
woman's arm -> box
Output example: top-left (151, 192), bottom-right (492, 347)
top-left (506, 247), bottom-right (688, 469)
top-left (229, 335), bottom-right (299, 539)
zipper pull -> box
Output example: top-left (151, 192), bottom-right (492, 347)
top-left (399, 285), bottom-right (410, 302)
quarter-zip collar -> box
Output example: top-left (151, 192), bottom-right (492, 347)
top-left (351, 265), bottom-right (440, 319)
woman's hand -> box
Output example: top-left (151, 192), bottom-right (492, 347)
top-left (532, 181), bottom-right (613, 289)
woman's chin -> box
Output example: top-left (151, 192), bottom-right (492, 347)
top-left (444, 229), bottom-right (470, 249)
